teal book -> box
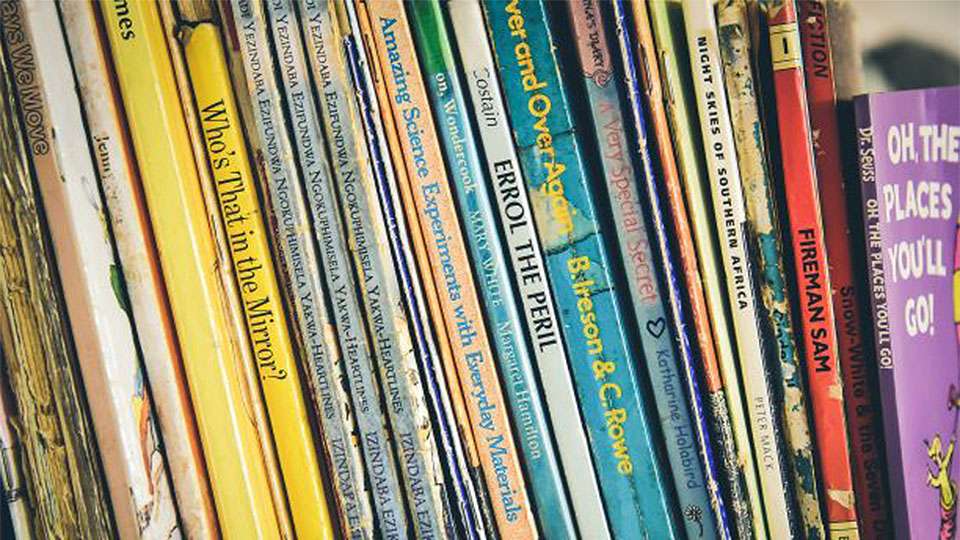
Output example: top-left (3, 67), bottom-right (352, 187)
top-left (565, 0), bottom-right (721, 538)
top-left (407, 2), bottom-right (576, 537)
top-left (484, 1), bottom-right (676, 538)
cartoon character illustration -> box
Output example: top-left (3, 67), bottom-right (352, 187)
top-left (927, 433), bottom-right (956, 540)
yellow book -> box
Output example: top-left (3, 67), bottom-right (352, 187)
top-left (100, 1), bottom-right (283, 537)
top-left (176, 2), bottom-right (334, 538)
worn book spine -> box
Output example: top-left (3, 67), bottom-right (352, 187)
top-left (339, 2), bottom-right (489, 536)
top-left (224, 1), bottom-right (375, 536)
top-left (100, 0), bottom-right (285, 535)
top-left (622, 3), bottom-right (748, 535)
top-left (0, 355), bottom-right (31, 540)
top-left (577, 1), bottom-right (723, 537)
top-left (300, 1), bottom-right (454, 536)
top-left (179, 3), bottom-right (335, 537)
top-left (716, 1), bottom-right (825, 537)
top-left (485, 1), bottom-right (676, 538)
top-left (0, 28), bottom-right (114, 539)
top-left (645, 3), bottom-right (765, 536)
top-left (8, 2), bottom-right (179, 537)
top-left (409, 1), bottom-right (573, 536)
top-left (446, 2), bottom-right (610, 538)
top-left (681, 0), bottom-right (797, 535)
top-left (59, 2), bottom-right (218, 536)
top-left (265, 0), bottom-right (411, 536)
top-left (799, 3), bottom-right (887, 537)
top-left (761, 2), bottom-right (860, 537)
top-left (363, 1), bottom-right (538, 536)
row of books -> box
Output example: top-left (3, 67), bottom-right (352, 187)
top-left (0, 0), bottom-right (955, 538)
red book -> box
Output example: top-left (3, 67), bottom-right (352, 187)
top-left (763, 0), bottom-right (860, 537)
top-left (799, 1), bottom-right (890, 537)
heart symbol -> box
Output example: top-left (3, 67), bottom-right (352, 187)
top-left (646, 318), bottom-right (666, 339)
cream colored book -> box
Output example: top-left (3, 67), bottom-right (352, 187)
top-left (60, 2), bottom-right (218, 536)
top-left (11, 2), bottom-right (179, 537)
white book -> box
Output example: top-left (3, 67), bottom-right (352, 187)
top-left (16, 1), bottom-right (179, 537)
top-left (681, 0), bottom-right (794, 535)
top-left (446, 2), bottom-right (611, 538)
top-left (59, 2), bottom-right (217, 536)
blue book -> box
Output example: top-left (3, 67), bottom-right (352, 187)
top-left (407, 2), bottom-right (576, 537)
top-left (484, 1), bottom-right (675, 538)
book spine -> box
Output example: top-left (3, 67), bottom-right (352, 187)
top-left (762, 2), bottom-right (861, 537)
top-left (581, 1), bottom-right (724, 537)
top-left (7, 2), bottom-right (180, 537)
top-left (445, 2), bottom-right (611, 538)
top-left (484, 1), bottom-right (676, 538)
top-left (854, 95), bottom-right (902, 539)
top-left (182, 12), bottom-right (335, 539)
top-left (716, 2), bottom-right (826, 537)
top-left (299, 1), bottom-right (454, 537)
top-left (408, 2), bottom-right (574, 537)
top-left (681, 0), bottom-right (797, 535)
top-left (59, 2), bottom-right (218, 536)
top-left (99, 0), bottom-right (286, 535)
top-left (338, 2), bottom-right (490, 536)
top-left (264, 0), bottom-right (410, 536)
top-left (224, 1), bottom-right (375, 536)
top-left (0, 356), bottom-right (32, 540)
top-left (362, 2), bottom-right (537, 536)
top-left (0, 28), bottom-right (114, 539)
top-left (645, 3), bottom-right (766, 536)
top-left (799, 3), bottom-right (890, 536)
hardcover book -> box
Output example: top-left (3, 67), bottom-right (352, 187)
top-left (5, 2), bottom-right (179, 537)
top-left (446, 2), bottom-right (610, 537)
top-left (485, 1), bottom-right (676, 537)
top-left (681, 0), bottom-right (796, 535)
top-left (339, 1), bottom-right (489, 535)
top-left (265, 0), bottom-right (410, 536)
top-left (761, 1), bottom-right (860, 537)
top-left (359, 1), bottom-right (537, 536)
top-left (300, 1), bottom-right (453, 536)
top-left (582, 0), bottom-right (724, 537)
top-left (855, 85), bottom-right (960, 540)
top-left (716, 1), bottom-right (824, 537)
top-left (408, 2), bottom-right (574, 537)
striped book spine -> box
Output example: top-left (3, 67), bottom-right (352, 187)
top-left (300, 1), bottom-right (454, 536)
top-left (361, 1), bottom-right (537, 536)
top-left (265, 0), bottom-right (410, 536)
top-left (485, 1), bottom-right (676, 537)
top-left (338, 1), bottom-right (489, 536)
top-left (576, 0), bottom-right (725, 537)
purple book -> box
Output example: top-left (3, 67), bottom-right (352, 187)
top-left (855, 85), bottom-right (960, 539)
